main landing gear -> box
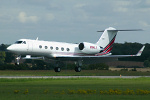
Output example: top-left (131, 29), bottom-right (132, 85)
top-left (75, 67), bottom-right (81, 72)
top-left (54, 61), bottom-right (82, 72)
top-left (54, 67), bottom-right (61, 72)
top-left (54, 62), bottom-right (62, 72)
top-left (74, 61), bottom-right (82, 72)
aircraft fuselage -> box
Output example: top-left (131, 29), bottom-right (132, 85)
top-left (7, 39), bottom-right (91, 58)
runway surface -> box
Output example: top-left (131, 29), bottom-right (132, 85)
top-left (0, 76), bottom-right (150, 79)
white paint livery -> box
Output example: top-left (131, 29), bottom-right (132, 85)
top-left (7, 27), bottom-right (145, 72)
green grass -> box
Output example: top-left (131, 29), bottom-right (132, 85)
top-left (0, 70), bottom-right (150, 76)
top-left (0, 78), bottom-right (150, 100)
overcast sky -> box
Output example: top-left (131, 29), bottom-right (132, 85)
top-left (0, 0), bottom-right (150, 44)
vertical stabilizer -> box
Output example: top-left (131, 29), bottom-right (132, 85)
top-left (96, 27), bottom-right (118, 53)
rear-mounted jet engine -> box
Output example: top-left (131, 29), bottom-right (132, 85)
top-left (78, 42), bottom-right (103, 54)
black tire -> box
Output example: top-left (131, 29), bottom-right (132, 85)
top-left (54, 67), bottom-right (61, 72)
top-left (15, 63), bottom-right (19, 65)
top-left (75, 67), bottom-right (81, 72)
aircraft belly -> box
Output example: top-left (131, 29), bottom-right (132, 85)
top-left (83, 58), bottom-right (118, 64)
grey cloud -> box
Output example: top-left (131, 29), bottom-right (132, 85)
top-left (0, 0), bottom-right (150, 44)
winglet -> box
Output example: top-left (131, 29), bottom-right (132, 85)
top-left (136, 45), bottom-right (145, 56)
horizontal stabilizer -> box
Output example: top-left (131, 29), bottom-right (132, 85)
top-left (97, 29), bottom-right (143, 32)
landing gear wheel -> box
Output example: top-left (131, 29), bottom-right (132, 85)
top-left (15, 55), bottom-right (21, 65)
top-left (15, 63), bottom-right (19, 65)
top-left (75, 67), bottom-right (81, 72)
top-left (54, 67), bottom-right (61, 72)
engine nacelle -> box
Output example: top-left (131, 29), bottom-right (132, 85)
top-left (78, 42), bottom-right (103, 54)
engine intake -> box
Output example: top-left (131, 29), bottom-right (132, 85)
top-left (79, 43), bottom-right (84, 50)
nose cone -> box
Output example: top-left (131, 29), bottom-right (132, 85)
top-left (7, 44), bottom-right (28, 55)
top-left (7, 45), bottom-right (15, 52)
top-left (7, 46), bottom-right (13, 51)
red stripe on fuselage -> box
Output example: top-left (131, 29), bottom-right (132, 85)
top-left (96, 46), bottom-right (113, 56)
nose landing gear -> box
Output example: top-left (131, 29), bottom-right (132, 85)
top-left (15, 55), bottom-right (21, 65)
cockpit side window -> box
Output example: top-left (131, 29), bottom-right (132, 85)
top-left (15, 41), bottom-right (26, 44)
top-left (15, 41), bottom-right (23, 44)
top-left (23, 41), bottom-right (26, 44)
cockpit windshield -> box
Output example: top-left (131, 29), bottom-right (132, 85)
top-left (15, 41), bottom-right (26, 44)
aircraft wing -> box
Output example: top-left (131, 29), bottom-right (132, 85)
top-left (55, 46), bottom-right (145, 64)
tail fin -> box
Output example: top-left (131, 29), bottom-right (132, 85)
top-left (96, 27), bottom-right (118, 53)
top-left (96, 27), bottom-right (143, 54)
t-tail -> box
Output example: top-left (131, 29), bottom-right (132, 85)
top-left (96, 27), bottom-right (117, 55)
top-left (96, 27), bottom-right (143, 55)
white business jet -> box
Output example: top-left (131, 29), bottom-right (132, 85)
top-left (7, 27), bottom-right (145, 72)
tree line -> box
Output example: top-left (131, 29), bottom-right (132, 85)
top-left (0, 42), bottom-right (150, 70)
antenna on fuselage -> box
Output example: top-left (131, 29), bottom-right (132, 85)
top-left (36, 37), bottom-right (38, 40)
